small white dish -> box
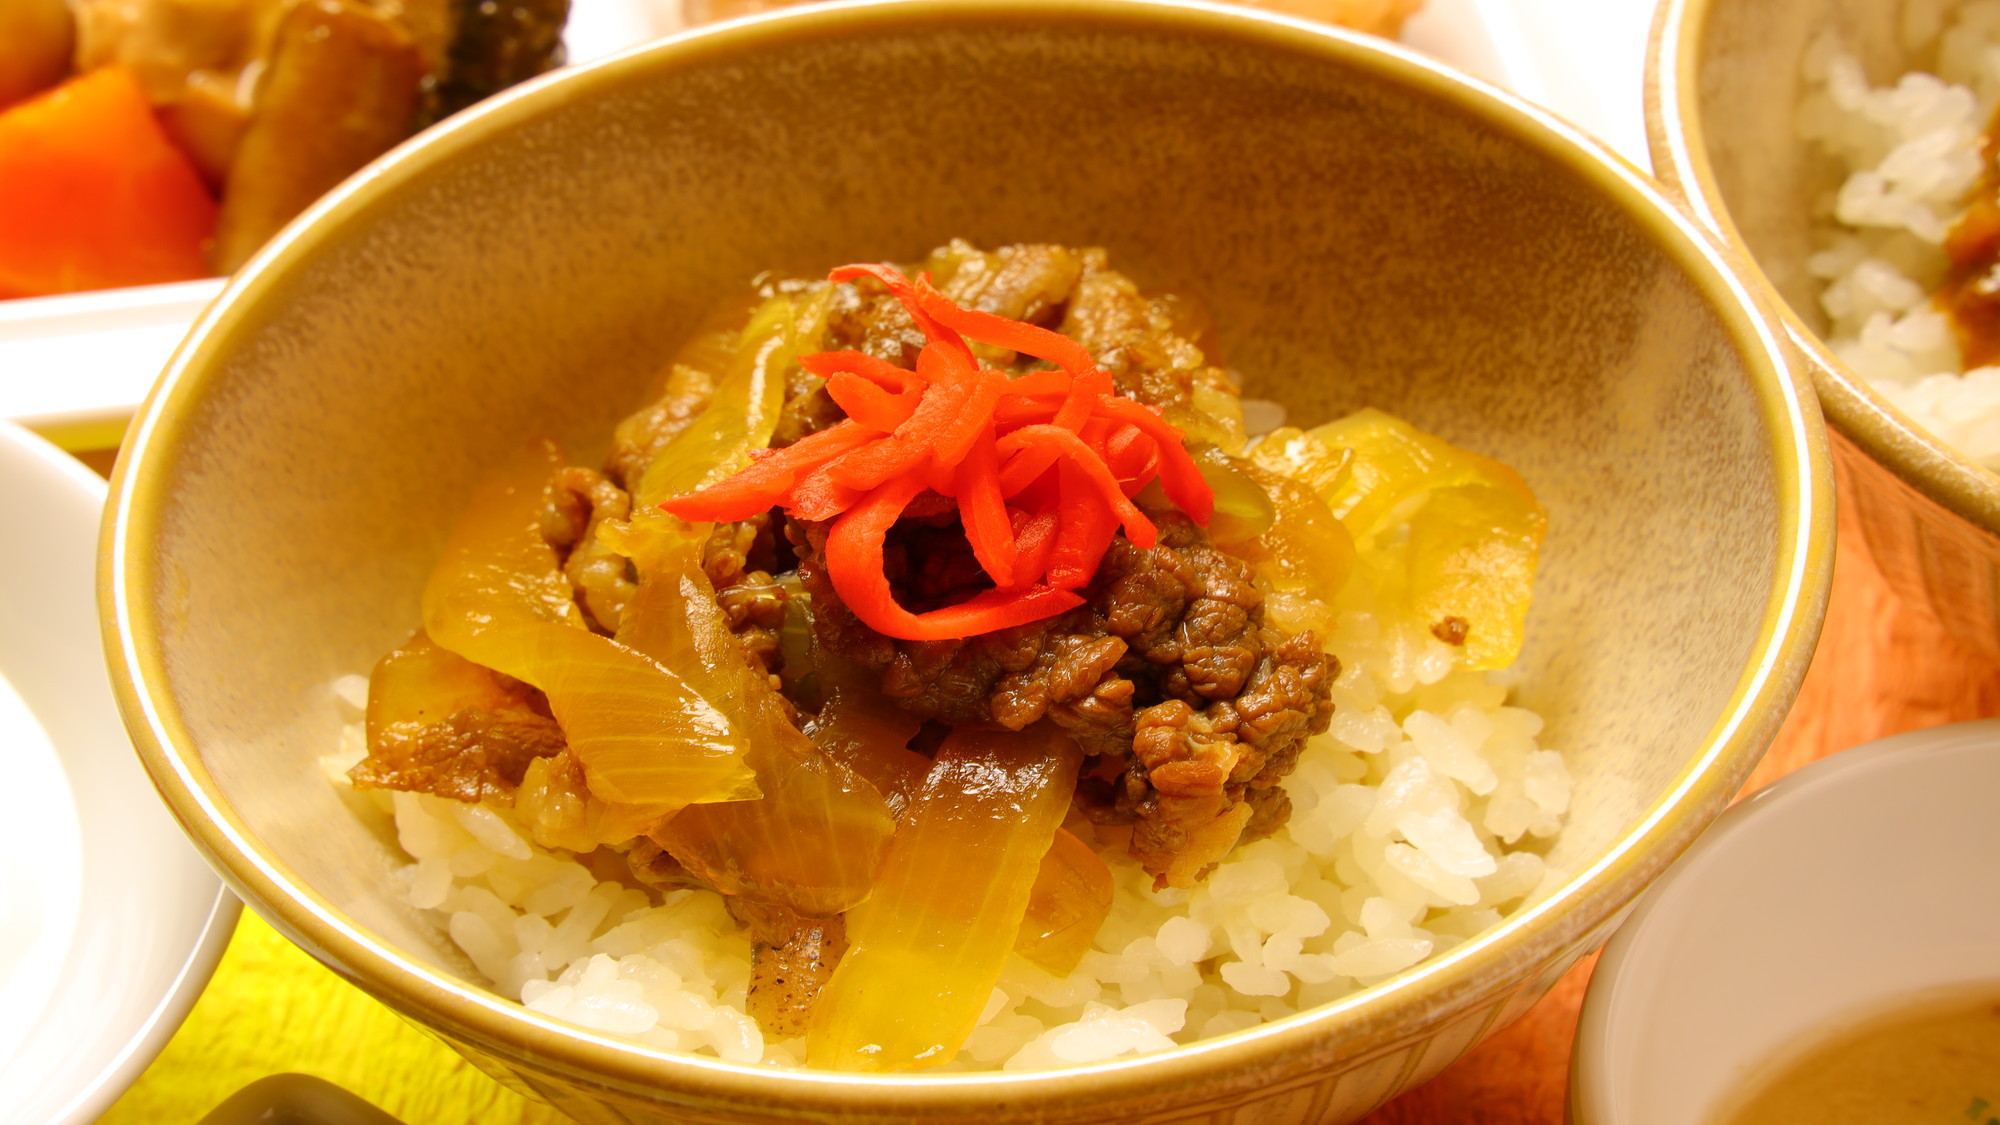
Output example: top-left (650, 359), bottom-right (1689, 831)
top-left (1570, 720), bottom-right (2000, 1124)
top-left (0, 421), bottom-right (238, 1124)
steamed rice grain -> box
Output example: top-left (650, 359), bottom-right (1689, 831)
top-left (1802, 3), bottom-right (2000, 465)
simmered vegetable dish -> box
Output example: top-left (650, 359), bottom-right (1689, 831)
top-left (0, 0), bottom-right (567, 297)
top-left (339, 242), bottom-right (1564, 1071)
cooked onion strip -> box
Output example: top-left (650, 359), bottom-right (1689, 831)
top-left (624, 546), bottom-right (895, 918)
top-left (421, 440), bottom-right (759, 809)
top-left (807, 725), bottom-right (1083, 1071)
top-left (1016, 828), bottom-right (1114, 977)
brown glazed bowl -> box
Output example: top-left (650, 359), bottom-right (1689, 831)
top-left (102, 2), bottom-right (1831, 1122)
top-left (1649, 0), bottom-right (2000, 658)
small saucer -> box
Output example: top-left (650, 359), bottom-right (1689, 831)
top-left (0, 422), bottom-right (238, 1123)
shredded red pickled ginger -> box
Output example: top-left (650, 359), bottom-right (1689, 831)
top-left (661, 262), bottom-right (1214, 641)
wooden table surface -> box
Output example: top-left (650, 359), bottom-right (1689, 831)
top-left (91, 482), bottom-right (2000, 1125)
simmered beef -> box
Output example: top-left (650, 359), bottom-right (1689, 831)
top-left (731, 900), bottom-right (848, 1040)
top-left (545, 466), bottom-right (635, 634)
top-left (350, 706), bottom-right (566, 804)
top-left (350, 635), bottom-right (567, 804)
top-left (702, 513), bottom-right (788, 678)
top-left (792, 513), bottom-right (1336, 888)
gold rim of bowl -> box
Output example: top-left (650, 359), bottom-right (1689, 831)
top-left (101, 0), bottom-right (1833, 1112)
top-left (1646, 0), bottom-right (2000, 540)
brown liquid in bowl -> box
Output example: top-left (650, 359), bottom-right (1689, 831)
top-left (1716, 987), bottom-right (2000, 1125)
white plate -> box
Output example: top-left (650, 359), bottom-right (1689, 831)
top-left (0, 0), bottom-right (1657, 446)
top-left (0, 421), bottom-right (238, 1125)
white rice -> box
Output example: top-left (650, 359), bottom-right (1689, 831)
top-left (328, 595), bottom-right (1571, 1071)
top-left (1801, 2), bottom-right (2000, 465)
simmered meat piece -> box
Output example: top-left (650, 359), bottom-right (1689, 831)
top-left (823, 281), bottom-right (929, 367)
top-left (793, 513), bottom-right (1335, 888)
top-left (731, 900), bottom-right (848, 1040)
top-left (605, 335), bottom-right (727, 490)
top-left (931, 240), bottom-right (1084, 327)
top-left (702, 513), bottom-right (789, 678)
top-left (543, 466), bottom-right (636, 634)
top-left (351, 634), bottom-right (566, 804)
top-left (1059, 249), bottom-right (1221, 413)
top-left (352, 707), bottom-right (566, 804)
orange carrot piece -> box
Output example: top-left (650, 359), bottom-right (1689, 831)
top-left (798, 349), bottom-right (918, 390)
top-left (1005, 509), bottom-right (1060, 591)
top-left (0, 67), bottom-right (216, 298)
top-left (1098, 397), bottom-right (1214, 524)
top-left (826, 371), bottom-right (921, 431)
top-left (660, 419), bottom-right (875, 523)
top-left (1044, 462), bottom-right (1121, 590)
top-left (913, 272), bottom-right (1098, 375)
top-left (930, 366), bottom-right (1006, 466)
top-left (1049, 368), bottom-right (1113, 432)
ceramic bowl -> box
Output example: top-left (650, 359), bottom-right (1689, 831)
top-left (0, 421), bottom-right (238, 1124)
top-left (1648, 0), bottom-right (2000, 658)
top-left (1570, 720), bottom-right (2000, 1123)
top-left (99, 2), bottom-right (1832, 1122)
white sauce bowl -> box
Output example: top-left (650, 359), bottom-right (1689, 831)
top-left (1570, 719), bottom-right (2000, 1123)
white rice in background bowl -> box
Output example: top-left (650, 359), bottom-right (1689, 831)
top-left (1800, 0), bottom-right (2000, 466)
top-left (324, 599), bottom-right (1573, 1073)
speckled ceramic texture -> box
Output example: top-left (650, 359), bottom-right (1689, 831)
top-left (101, 3), bottom-right (1831, 1122)
top-left (1648, 0), bottom-right (2000, 657)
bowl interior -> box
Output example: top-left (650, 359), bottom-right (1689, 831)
top-left (1575, 721), bottom-right (2000, 1125)
top-left (110, 0), bottom-right (1816, 1099)
top-left (1669, 0), bottom-right (1972, 335)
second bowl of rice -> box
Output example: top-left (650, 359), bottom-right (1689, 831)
top-left (1650, 0), bottom-right (2000, 656)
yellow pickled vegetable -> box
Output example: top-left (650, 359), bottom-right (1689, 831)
top-left (1310, 408), bottom-right (1546, 668)
top-left (1250, 425), bottom-right (1353, 496)
top-left (421, 439), bottom-right (759, 809)
top-left (1404, 480), bottom-right (1545, 670)
top-left (808, 726), bottom-right (1083, 1071)
top-left (1016, 828), bottom-right (1113, 976)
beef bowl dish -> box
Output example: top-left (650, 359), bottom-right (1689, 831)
top-left (101, 2), bottom-right (1832, 1122)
